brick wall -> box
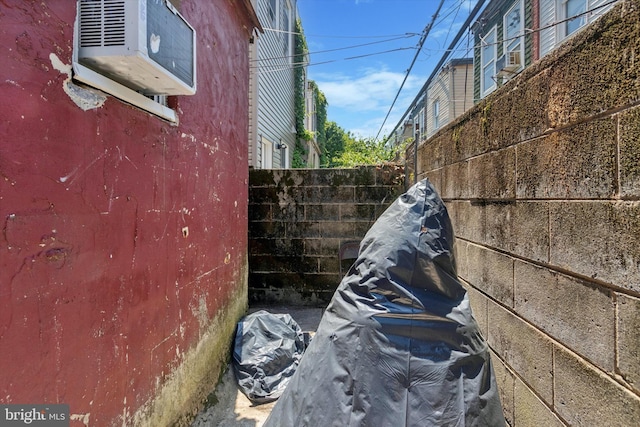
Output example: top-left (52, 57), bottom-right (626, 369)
top-left (248, 165), bottom-right (404, 305)
top-left (417, 1), bottom-right (640, 425)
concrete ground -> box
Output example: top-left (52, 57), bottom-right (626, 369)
top-left (190, 306), bottom-right (325, 427)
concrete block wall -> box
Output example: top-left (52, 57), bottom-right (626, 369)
top-left (417, 1), bottom-right (640, 425)
top-left (248, 165), bottom-right (404, 305)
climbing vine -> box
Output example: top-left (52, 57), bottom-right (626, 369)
top-left (312, 81), bottom-right (328, 165)
top-left (292, 18), bottom-right (308, 168)
top-left (291, 19), bottom-right (328, 168)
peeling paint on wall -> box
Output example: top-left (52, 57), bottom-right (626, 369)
top-left (69, 413), bottom-right (90, 427)
top-left (49, 53), bottom-right (106, 111)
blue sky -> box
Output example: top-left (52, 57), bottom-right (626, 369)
top-left (296, 0), bottom-right (477, 139)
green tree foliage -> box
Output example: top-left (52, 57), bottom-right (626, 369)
top-left (323, 121), bottom-right (348, 167)
top-left (323, 121), bottom-right (406, 167)
top-left (333, 136), bottom-right (397, 167)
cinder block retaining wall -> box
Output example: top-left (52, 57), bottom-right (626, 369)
top-left (418, 2), bottom-right (640, 426)
top-left (248, 165), bottom-right (404, 304)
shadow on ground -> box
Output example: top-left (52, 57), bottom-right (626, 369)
top-left (190, 305), bottom-right (325, 427)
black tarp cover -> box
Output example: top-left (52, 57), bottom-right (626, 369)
top-left (264, 179), bottom-right (506, 426)
top-left (233, 310), bottom-right (306, 404)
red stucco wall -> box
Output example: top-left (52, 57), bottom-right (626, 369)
top-left (0, 1), bottom-right (251, 425)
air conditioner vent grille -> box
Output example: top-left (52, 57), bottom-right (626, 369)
top-left (79, 0), bottom-right (125, 47)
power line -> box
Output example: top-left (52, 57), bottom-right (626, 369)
top-left (373, 0), bottom-right (446, 142)
top-left (251, 33), bottom-right (418, 65)
top-left (253, 47), bottom-right (417, 74)
top-left (385, 0), bottom-right (619, 142)
top-left (262, 27), bottom-right (422, 39)
top-left (384, 0), bottom-right (487, 143)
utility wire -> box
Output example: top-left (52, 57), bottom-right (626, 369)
top-left (384, 0), bottom-right (618, 142)
top-left (373, 0), bottom-right (446, 142)
top-left (251, 33), bottom-right (418, 65)
top-left (262, 27), bottom-right (422, 39)
top-left (253, 47), bottom-right (417, 74)
top-left (384, 0), bottom-right (487, 143)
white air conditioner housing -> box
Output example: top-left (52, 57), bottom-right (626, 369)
top-left (77, 0), bottom-right (196, 96)
top-left (496, 50), bottom-right (522, 77)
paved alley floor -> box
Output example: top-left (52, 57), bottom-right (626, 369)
top-left (190, 306), bottom-right (325, 427)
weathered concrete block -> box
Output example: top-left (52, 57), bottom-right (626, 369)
top-left (248, 203), bottom-right (272, 222)
top-left (550, 201), bottom-right (640, 294)
top-left (339, 203), bottom-right (376, 222)
top-left (461, 278), bottom-right (488, 336)
top-left (305, 204), bottom-right (339, 221)
top-left (468, 148), bottom-right (516, 200)
top-left (248, 167), bottom-right (405, 306)
top-left (374, 164), bottom-right (404, 186)
top-left (441, 160), bottom-right (469, 200)
top-left (617, 293), bottom-right (640, 394)
top-left (283, 221), bottom-right (320, 239)
top-left (554, 344), bottom-right (640, 427)
top-left (514, 377), bottom-right (566, 427)
top-left (249, 168), bottom-right (277, 186)
top-left (354, 185), bottom-right (401, 204)
top-left (466, 243), bottom-right (514, 307)
top-left (248, 186), bottom-right (279, 204)
top-left (491, 352), bottom-right (515, 426)
top-left (273, 203), bottom-right (305, 222)
top-left (440, 113), bottom-right (491, 165)
top-left (544, 2), bottom-right (640, 128)
top-left (455, 239), bottom-right (470, 282)
top-left (447, 201), bottom-right (484, 244)
top-left (256, 238), bottom-right (304, 257)
top-left (320, 221), bottom-right (357, 239)
top-left (619, 106), bottom-right (640, 198)
top-left (354, 220), bottom-right (374, 237)
top-left (487, 300), bottom-right (554, 404)
top-left (248, 220), bottom-right (286, 239)
top-left (349, 166), bottom-right (377, 186)
top-left (516, 119), bottom-right (617, 199)
top-left (484, 202), bottom-right (515, 253)
top-left (486, 68), bottom-right (552, 148)
top-left (511, 201), bottom-right (549, 263)
top-left (514, 261), bottom-right (615, 372)
top-left (418, 137), bottom-right (443, 171)
top-left (303, 237), bottom-right (341, 257)
top-left (424, 169), bottom-right (442, 196)
top-left (270, 169), bottom-right (305, 189)
top-left (303, 185), bottom-right (355, 204)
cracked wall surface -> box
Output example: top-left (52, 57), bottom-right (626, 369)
top-left (0, 1), bottom-right (256, 426)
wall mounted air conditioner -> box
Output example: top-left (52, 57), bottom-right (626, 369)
top-left (77, 0), bottom-right (196, 96)
top-left (496, 51), bottom-right (521, 77)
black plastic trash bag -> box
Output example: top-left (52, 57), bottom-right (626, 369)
top-left (232, 310), bottom-right (306, 404)
top-left (264, 179), bottom-right (506, 426)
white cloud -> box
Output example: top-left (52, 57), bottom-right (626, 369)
top-left (315, 67), bottom-right (425, 113)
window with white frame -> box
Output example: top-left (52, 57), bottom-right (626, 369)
top-left (261, 138), bottom-right (273, 169)
top-left (503, 1), bottom-right (524, 74)
top-left (481, 26), bottom-right (497, 97)
top-left (433, 99), bottom-right (440, 130)
top-left (565, 0), bottom-right (587, 36)
top-left (283, 0), bottom-right (291, 57)
top-left (268, 0), bottom-right (277, 26)
top-left (416, 107), bottom-right (425, 140)
top-left (540, 0), bottom-right (616, 58)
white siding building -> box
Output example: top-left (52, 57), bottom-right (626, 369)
top-left (249, 0), bottom-right (298, 169)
